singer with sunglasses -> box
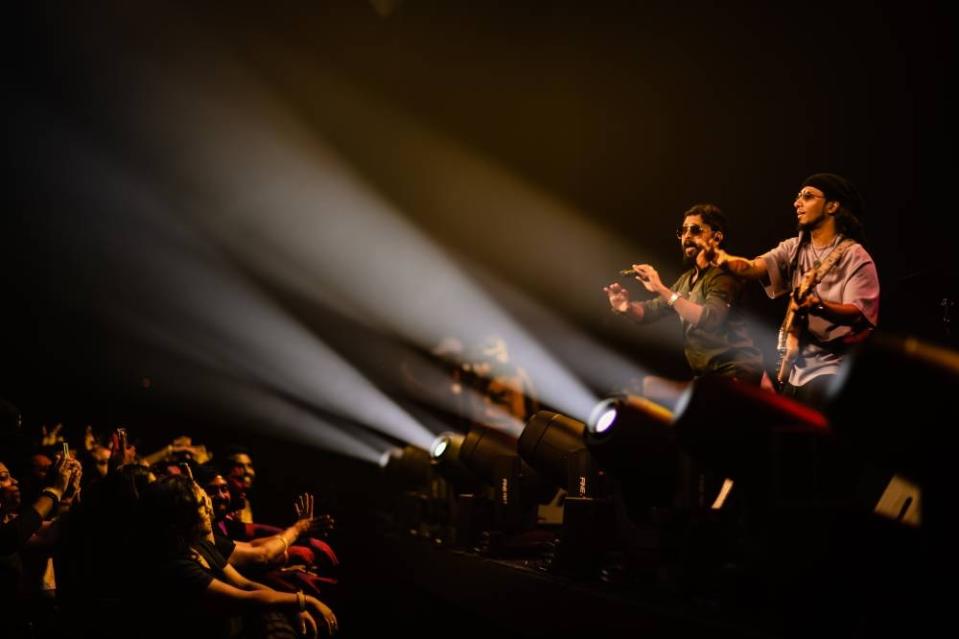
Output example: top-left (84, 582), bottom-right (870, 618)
top-left (604, 203), bottom-right (764, 404)
top-left (708, 173), bottom-right (879, 408)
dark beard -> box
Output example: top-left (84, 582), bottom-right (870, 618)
top-left (797, 215), bottom-right (823, 234)
top-left (681, 245), bottom-right (698, 267)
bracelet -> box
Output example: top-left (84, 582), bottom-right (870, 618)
top-left (666, 291), bottom-right (681, 307)
top-left (296, 590), bottom-right (306, 611)
top-left (40, 489), bottom-right (62, 506)
top-left (278, 535), bottom-right (290, 553)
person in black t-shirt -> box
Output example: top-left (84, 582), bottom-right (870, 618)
top-left (139, 475), bottom-right (337, 638)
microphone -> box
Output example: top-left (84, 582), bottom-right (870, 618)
top-left (619, 268), bottom-right (649, 281)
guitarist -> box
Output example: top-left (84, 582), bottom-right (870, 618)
top-left (710, 173), bottom-right (879, 408)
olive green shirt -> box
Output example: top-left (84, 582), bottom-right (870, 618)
top-left (639, 266), bottom-right (764, 382)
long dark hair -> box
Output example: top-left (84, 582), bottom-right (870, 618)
top-left (139, 474), bottom-right (205, 556)
top-left (834, 205), bottom-right (867, 246)
top-left (791, 204), bottom-right (869, 273)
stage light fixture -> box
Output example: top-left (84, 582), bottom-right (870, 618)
top-left (585, 395), bottom-right (676, 479)
top-left (431, 435), bottom-right (450, 460)
top-left (458, 424), bottom-right (554, 531)
top-left (518, 410), bottom-right (617, 576)
top-left (518, 411), bottom-right (600, 497)
top-left (379, 444), bottom-right (432, 487)
top-left (581, 395), bottom-right (683, 510)
top-left (429, 431), bottom-right (483, 492)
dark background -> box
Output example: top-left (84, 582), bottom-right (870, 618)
top-left (0, 3), bottom-right (950, 636)
top-left (1, 0), bottom-right (954, 455)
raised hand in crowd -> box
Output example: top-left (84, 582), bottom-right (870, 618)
top-left (83, 424), bottom-right (96, 452)
top-left (109, 427), bottom-right (137, 471)
top-left (294, 493), bottom-right (335, 538)
top-left (171, 436), bottom-right (212, 464)
top-left (48, 453), bottom-right (82, 499)
top-left (59, 455), bottom-right (83, 509)
top-left (141, 435), bottom-right (212, 467)
top-left (294, 493), bottom-right (315, 533)
top-left (40, 422), bottom-right (64, 447)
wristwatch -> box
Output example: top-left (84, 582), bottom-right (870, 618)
top-left (667, 291), bottom-right (681, 307)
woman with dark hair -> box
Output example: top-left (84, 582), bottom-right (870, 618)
top-left (1, 455), bottom-right (81, 637)
top-left (139, 475), bottom-right (337, 639)
top-left (0, 455), bottom-right (80, 554)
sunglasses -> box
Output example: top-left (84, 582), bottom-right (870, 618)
top-left (795, 191), bottom-right (826, 202)
top-left (676, 224), bottom-right (706, 239)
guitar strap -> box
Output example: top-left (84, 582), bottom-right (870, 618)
top-left (794, 237), bottom-right (856, 302)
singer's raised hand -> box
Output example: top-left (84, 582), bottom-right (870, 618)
top-left (603, 282), bottom-right (630, 313)
top-left (632, 264), bottom-right (663, 293)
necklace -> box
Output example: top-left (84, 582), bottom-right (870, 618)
top-left (809, 235), bottom-right (841, 269)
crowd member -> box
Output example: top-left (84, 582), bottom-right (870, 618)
top-left (138, 475), bottom-right (337, 638)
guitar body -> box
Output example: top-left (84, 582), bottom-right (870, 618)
top-left (773, 237), bottom-right (853, 393)
top-left (775, 270), bottom-right (817, 390)
top-left (775, 302), bottom-right (803, 389)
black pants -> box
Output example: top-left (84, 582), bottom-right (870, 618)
top-left (782, 373), bottom-right (836, 410)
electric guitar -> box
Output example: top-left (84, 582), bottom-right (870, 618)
top-left (775, 269), bottom-right (817, 389)
top-left (774, 238), bottom-right (854, 390)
